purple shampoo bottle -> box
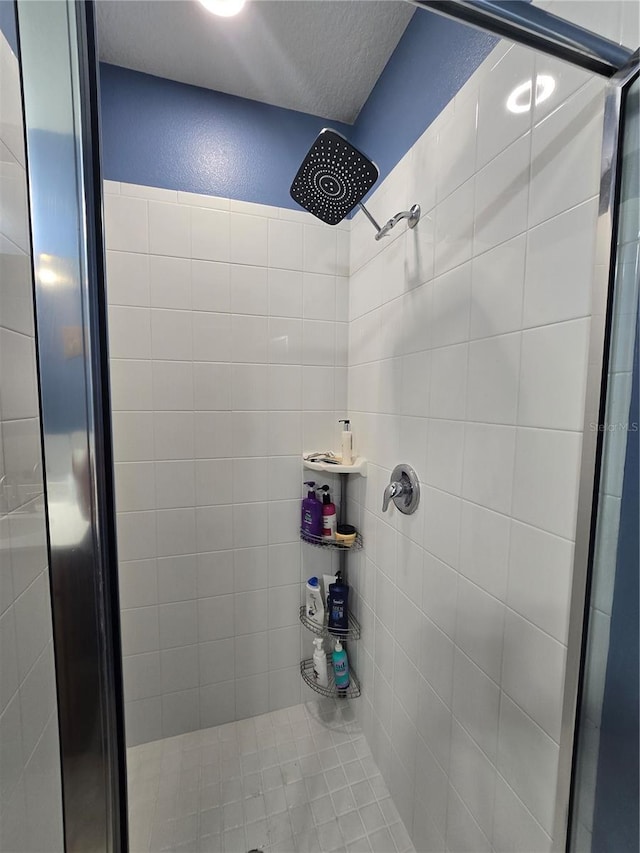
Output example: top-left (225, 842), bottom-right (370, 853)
top-left (301, 482), bottom-right (323, 539)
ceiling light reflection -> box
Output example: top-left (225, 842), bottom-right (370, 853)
top-left (198, 0), bottom-right (246, 17)
top-left (506, 74), bottom-right (556, 114)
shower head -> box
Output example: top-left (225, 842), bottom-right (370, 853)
top-left (290, 128), bottom-right (379, 226)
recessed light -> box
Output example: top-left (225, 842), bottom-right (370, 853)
top-left (198, 0), bottom-right (246, 17)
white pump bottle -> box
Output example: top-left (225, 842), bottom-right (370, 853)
top-left (339, 419), bottom-right (353, 466)
top-left (312, 638), bottom-right (329, 687)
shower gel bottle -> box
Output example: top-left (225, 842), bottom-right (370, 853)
top-left (301, 481), bottom-right (322, 539)
top-left (332, 639), bottom-right (350, 690)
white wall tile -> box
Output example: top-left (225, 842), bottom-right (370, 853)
top-left (108, 306), bottom-right (152, 360)
top-left (105, 194), bottom-right (148, 253)
top-left (231, 315), bottom-right (269, 363)
top-left (149, 201), bottom-right (190, 257)
top-left (158, 600), bottom-right (197, 649)
top-left (123, 651), bottom-right (161, 701)
top-left (445, 785), bottom-right (491, 853)
top-left (230, 264), bottom-right (268, 315)
top-left (156, 508), bottom-right (196, 557)
top-left (303, 225), bottom-right (337, 275)
top-left (467, 332), bottom-right (521, 425)
top-left (529, 81), bottom-right (603, 227)
top-left (160, 644), bottom-right (199, 692)
top-left (470, 234), bottom-right (526, 340)
top-left (523, 198), bottom-right (597, 327)
top-left (449, 720), bottom-right (497, 839)
top-left (155, 461), bottom-right (195, 509)
top-left (497, 695), bottom-right (559, 834)
top-left (452, 649), bottom-right (500, 763)
top-left (462, 423), bottom-right (516, 515)
top-left (121, 606), bottom-right (159, 655)
top-left (198, 550), bottom-right (234, 598)
top-left (476, 47), bottom-right (534, 169)
top-left (162, 688), bottom-right (199, 737)
top-left (118, 560), bottom-right (158, 610)
top-left (459, 501), bottom-right (510, 600)
top-left (229, 214), bottom-right (268, 266)
top-left (475, 133), bottom-right (531, 256)
top-left (502, 610), bottom-right (566, 742)
top-left (518, 318), bottom-right (589, 430)
top-left (492, 774), bottom-right (552, 853)
top-left (430, 343), bottom-right (468, 420)
top-left (106, 251), bottom-right (150, 306)
top-left (152, 361), bottom-right (194, 411)
top-left (455, 578), bottom-right (505, 683)
top-left (114, 462), bottom-right (156, 512)
top-left (431, 262), bottom-right (471, 348)
top-left (157, 554), bottom-right (197, 604)
top-left (269, 219), bottom-right (303, 271)
top-left (512, 427), bottom-right (581, 539)
top-left (149, 255), bottom-right (190, 309)
top-left (154, 411), bottom-right (195, 460)
top-left (194, 362), bottom-right (231, 411)
top-left (436, 91), bottom-right (478, 202)
top-left (151, 308), bottom-right (192, 360)
top-left (191, 207), bottom-right (229, 262)
top-left (192, 259), bottom-right (230, 312)
top-left (268, 268), bottom-right (303, 318)
top-left (196, 505), bottom-right (233, 553)
top-left (434, 179), bottom-right (474, 276)
top-left (192, 311), bottom-right (231, 363)
top-left (110, 360), bottom-right (153, 411)
top-left (117, 511), bottom-right (156, 561)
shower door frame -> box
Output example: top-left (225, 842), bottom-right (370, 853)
top-left (554, 55), bottom-right (639, 851)
top-left (16, 1), bottom-right (127, 851)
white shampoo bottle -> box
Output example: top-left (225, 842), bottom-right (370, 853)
top-left (312, 637), bottom-right (329, 688)
top-left (339, 419), bottom-right (353, 465)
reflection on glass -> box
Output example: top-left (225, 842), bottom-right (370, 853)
top-left (506, 74), bottom-right (556, 113)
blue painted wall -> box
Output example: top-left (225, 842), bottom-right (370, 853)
top-left (352, 11), bottom-right (496, 180)
top-left (100, 63), bottom-right (351, 209)
top-left (0, 0), bottom-right (17, 54)
top-left (592, 317), bottom-right (639, 852)
top-left (99, 10), bottom-right (496, 209)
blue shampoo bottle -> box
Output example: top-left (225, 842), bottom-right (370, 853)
top-left (327, 570), bottom-right (349, 633)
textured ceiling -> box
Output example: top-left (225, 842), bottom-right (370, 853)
top-left (96, 1), bottom-right (415, 124)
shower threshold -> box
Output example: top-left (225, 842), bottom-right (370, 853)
top-left (127, 700), bottom-right (415, 853)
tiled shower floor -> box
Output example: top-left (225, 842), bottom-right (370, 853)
top-left (128, 700), bottom-right (415, 853)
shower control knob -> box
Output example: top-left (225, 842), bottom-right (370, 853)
top-left (382, 464), bottom-right (420, 515)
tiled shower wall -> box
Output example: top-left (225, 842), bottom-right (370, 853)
top-left (104, 183), bottom-right (348, 745)
top-left (0, 29), bottom-right (64, 853)
top-left (344, 27), bottom-right (628, 853)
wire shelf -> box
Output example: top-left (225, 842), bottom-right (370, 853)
top-left (300, 656), bottom-right (361, 699)
top-left (299, 606), bottom-right (361, 640)
top-left (300, 529), bottom-right (363, 551)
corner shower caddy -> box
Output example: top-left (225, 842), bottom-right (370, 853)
top-left (299, 456), bottom-right (367, 699)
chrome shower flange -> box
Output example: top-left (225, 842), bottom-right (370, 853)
top-left (407, 203), bottom-right (421, 228)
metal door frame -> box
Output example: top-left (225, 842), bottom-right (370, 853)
top-left (16, 1), bottom-right (126, 850)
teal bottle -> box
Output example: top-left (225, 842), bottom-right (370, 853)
top-left (332, 639), bottom-right (350, 689)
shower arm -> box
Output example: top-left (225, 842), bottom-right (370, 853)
top-left (358, 202), bottom-right (421, 241)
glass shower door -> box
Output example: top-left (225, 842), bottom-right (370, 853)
top-left (570, 72), bottom-right (639, 853)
